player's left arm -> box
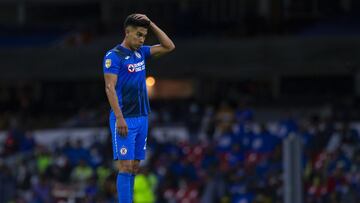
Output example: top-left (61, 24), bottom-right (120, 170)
top-left (148, 21), bottom-right (175, 58)
top-left (135, 14), bottom-right (175, 58)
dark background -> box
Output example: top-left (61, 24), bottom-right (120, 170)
top-left (0, 0), bottom-right (359, 203)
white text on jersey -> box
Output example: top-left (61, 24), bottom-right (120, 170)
top-left (127, 60), bottom-right (145, 73)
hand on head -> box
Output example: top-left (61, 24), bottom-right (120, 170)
top-left (133, 14), bottom-right (151, 23)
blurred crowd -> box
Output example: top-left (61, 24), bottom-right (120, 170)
top-left (0, 101), bottom-right (360, 203)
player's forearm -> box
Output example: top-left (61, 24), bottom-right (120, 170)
top-left (150, 22), bottom-right (175, 51)
top-left (105, 85), bottom-right (124, 118)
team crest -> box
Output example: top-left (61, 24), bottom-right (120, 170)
top-left (120, 147), bottom-right (127, 155)
top-left (134, 51), bottom-right (141, 58)
top-left (105, 59), bottom-right (111, 68)
top-left (127, 64), bottom-right (135, 72)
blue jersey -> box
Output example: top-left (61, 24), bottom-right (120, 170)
top-left (103, 44), bottom-right (151, 118)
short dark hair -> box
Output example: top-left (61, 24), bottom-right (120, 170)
top-left (124, 14), bottom-right (150, 29)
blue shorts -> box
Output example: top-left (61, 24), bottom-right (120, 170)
top-left (109, 114), bottom-right (148, 160)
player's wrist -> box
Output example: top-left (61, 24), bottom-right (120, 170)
top-left (115, 114), bottom-right (124, 119)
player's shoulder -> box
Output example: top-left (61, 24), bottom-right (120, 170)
top-left (138, 45), bottom-right (151, 57)
top-left (104, 47), bottom-right (125, 63)
top-left (103, 50), bottom-right (123, 71)
top-left (139, 45), bottom-right (151, 51)
top-left (104, 49), bottom-right (117, 59)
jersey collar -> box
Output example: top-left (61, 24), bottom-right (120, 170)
top-left (117, 44), bottom-right (134, 55)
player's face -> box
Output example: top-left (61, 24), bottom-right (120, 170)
top-left (125, 26), bottom-right (148, 50)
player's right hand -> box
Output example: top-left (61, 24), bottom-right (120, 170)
top-left (133, 14), bottom-right (151, 23)
top-left (116, 117), bottom-right (128, 136)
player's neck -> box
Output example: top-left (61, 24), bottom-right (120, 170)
top-left (121, 41), bottom-right (134, 51)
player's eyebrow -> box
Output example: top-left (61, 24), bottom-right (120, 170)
top-left (137, 32), bottom-right (147, 37)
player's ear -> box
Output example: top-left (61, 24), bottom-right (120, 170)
top-left (125, 27), bottom-right (130, 37)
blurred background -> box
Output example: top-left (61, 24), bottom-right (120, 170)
top-left (0, 0), bottom-right (360, 203)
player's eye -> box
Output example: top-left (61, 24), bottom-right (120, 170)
top-left (137, 32), bottom-right (146, 38)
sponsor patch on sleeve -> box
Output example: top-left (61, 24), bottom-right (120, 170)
top-left (105, 59), bottom-right (112, 68)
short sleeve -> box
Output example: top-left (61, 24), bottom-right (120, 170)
top-left (103, 51), bottom-right (121, 74)
top-left (140, 45), bottom-right (151, 59)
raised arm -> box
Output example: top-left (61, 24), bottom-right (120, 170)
top-left (134, 14), bottom-right (175, 57)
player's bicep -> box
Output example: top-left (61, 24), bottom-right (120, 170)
top-left (150, 44), bottom-right (170, 58)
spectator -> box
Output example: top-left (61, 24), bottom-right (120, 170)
top-left (71, 159), bottom-right (94, 186)
top-left (0, 162), bottom-right (16, 202)
top-left (36, 147), bottom-right (53, 175)
top-left (32, 175), bottom-right (53, 203)
top-left (134, 167), bottom-right (157, 203)
top-left (20, 131), bottom-right (36, 152)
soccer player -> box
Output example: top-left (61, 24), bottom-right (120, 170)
top-left (103, 14), bottom-right (175, 203)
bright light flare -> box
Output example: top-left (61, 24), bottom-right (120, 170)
top-left (146, 76), bottom-right (156, 87)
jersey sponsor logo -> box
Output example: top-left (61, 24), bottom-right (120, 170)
top-left (120, 147), bottom-right (127, 155)
top-left (105, 59), bottom-right (111, 68)
top-left (135, 51), bottom-right (141, 58)
top-left (127, 60), bottom-right (145, 73)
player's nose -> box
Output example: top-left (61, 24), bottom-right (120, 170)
top-left (139, 37), bottom-right (145, 44)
